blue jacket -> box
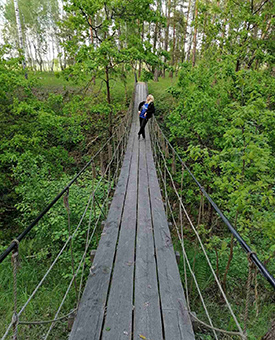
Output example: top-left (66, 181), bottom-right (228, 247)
top-left (138, 101), bottom-right (155, 119)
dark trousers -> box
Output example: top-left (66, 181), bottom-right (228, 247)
top-left (138, 117), bottom-right (148, 139)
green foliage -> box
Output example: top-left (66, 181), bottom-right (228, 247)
top-left (197, 0), bottom-right (274, 71)
top-left (165, 60), bottom-right (275, 264)
top-left (0, 42), bottom-right (134, 339)
top-left (140, 69), bottom-right (154, 82)
top-left (61, 0), bottom-right (165, 103)
top-left (0, 45), bottom-right (133, 239)
top-left (149, 58), bottom-right (275, 338)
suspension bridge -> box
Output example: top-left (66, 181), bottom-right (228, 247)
top-left (69, 82), bottom-right (194, 340)
top-left (1, 82), bottom-right (274, 340)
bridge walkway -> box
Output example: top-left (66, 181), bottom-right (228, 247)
top-left (69, 82), bottom-right (195, 340)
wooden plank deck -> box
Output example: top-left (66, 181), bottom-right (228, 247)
top-left (69, 82), bottom-right (195, 340)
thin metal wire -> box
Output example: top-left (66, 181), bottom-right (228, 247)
top-left (155, 155), bottom-right (243, 338)
top-left (151, 117), bottom-right (275, 291)
top-left (2, 114), bottom-right (131, 340)
top-left (154, 154), bottom-right (218, 340)
top-left (190, 192), bottom-right (203, 296)
top-left (42, 126), bottom-right (130, 339)
top-left (179, 164), bottom-right (190, 311)
top-left (44, 137), bottom-right (125, 340)
top-left (64, 189), bottom-right (78, 303)
top-left (11, 240), bottom-right (19, 340)
top-left (0, 131), bottom-right (119, 264)
top-left (18, 309), bottom-right (77, 325)
top-left (152, 127), bottom-right (245, 339)
top-left (244, 253), bottom-right (255, 335)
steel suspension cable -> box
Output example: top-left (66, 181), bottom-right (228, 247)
top-left (0, 112), bottom-right (131, 264)
top-left (152, 131), bottom-right (245, 338)
top-left (1, 119), bottom-right (130, 340)
top-left (151, 117), bottom-right (275, 290)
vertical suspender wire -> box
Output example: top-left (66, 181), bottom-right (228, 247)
top-left (164, 162), bottom-right (168, 216)
top-left (2, 157), bottom-right (110, 340)
top-left (180, 165), bottom-right (190, 311)
top-left (156, 137), bottom-right (245, 339)
top-left (64, 189), bottom-right (78, 303)
top-left (77, 161), bottom-right (96, 306)
top-left (1, 118), bottom-right (131, 340)
top-left (11, 240), bottom-right (19, 340)
top-left (254, 267), bottom-right (259, 317)
top-left (108, 141), bottom-right (112, 197)
top-left (154, 139), bottom-right (219, 340)
top-left (190, 191), bottom-right (203, 297)
top-left (162, 138), bottom-right (168, 216)
top-left (43, 136), bottom-right (125, 339)
top-left (100, 148), bottom-right (106, 216)
top-left (92, 161), bottom-right (97, 219)
top-left (244, 254), bottom-right (255, 337)
top-left (115, 134), bottom-right (119, 186)
top-left (154, 142), bottom-right (218, 339)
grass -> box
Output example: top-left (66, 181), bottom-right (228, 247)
top-left (148, 75), bottom-right (179, 121)
top-left (30, 71), bottom-right (135, 103)
top-left (30, 72), bottom-right (80, 87)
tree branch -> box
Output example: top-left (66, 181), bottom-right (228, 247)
top-left (78, 6), bottom-right (103, 42)
top-left (253, 0), bottom-right (270, 15)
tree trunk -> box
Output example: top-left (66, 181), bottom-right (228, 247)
top-left (163, 0), bottom-right (171, 78)
top-left (138, 22), bottom-right (144, 78)
top-left (51, 35), bottom-right (55, 72)
top-left (105, 66), bottom-right (112, 136)
top-left (88, 17), bottom-right (94, 45)
top-left (13, 0), bottom-right (27, 79)
top-left (169, 0), bottom-right (176, 77)
top-left (153, 1), bottom-right (161, 82)
top-left (186, 0), bottom-right (195, 61)
top-left (192, 0), bottom-right (198, 67)
top-left (184, 0), bottom-right (192, 59)
top-left (57, 40), bottom-right (64, 71)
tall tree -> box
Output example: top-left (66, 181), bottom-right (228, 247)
top-left (192, 0), bottom-right (198, 66)
top-left (62, 0), bottom-right (158, 134)
top-left (163, 0), bottom-right (171, 77)
top-left (13, 0), bottom-right (27, 78)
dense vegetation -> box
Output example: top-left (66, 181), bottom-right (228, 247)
top-left (0, 47), bottom-right (134, 338)
top-left (0, 0), bottom-right (274, 339)
top-left (148, 65), bottom-right (275, 338)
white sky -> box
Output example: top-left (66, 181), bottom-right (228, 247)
top-left (0, 0), bottom-right (7, 43)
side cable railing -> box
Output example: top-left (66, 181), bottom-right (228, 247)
top-left (0, 95), bottom-right (134, 340)
top-left (149, 117), bottom-right (275, 340)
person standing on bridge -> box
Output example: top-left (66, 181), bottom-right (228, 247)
top-left (138, 94), bottom-right (155, 140)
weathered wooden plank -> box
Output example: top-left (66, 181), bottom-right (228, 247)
top-left (101, 126), bottom-right (139, 340)
top-left (69, 118), bottom-right (137, 340)
top-left (134, 138), bottom-right (163, 340)
top-left (146, 135), bottom-right (195, 340)
top-left (70, 82), bottom-right (194, 340)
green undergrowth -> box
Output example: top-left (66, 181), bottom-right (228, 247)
top-left (0, 170), bottom-right (113, 339)
top-left (149, 69), bottom-right (275, 339)
top-left (147, 75), bottom-right (178, 123)
top-left (0, 49), bottom-right (135, 339)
